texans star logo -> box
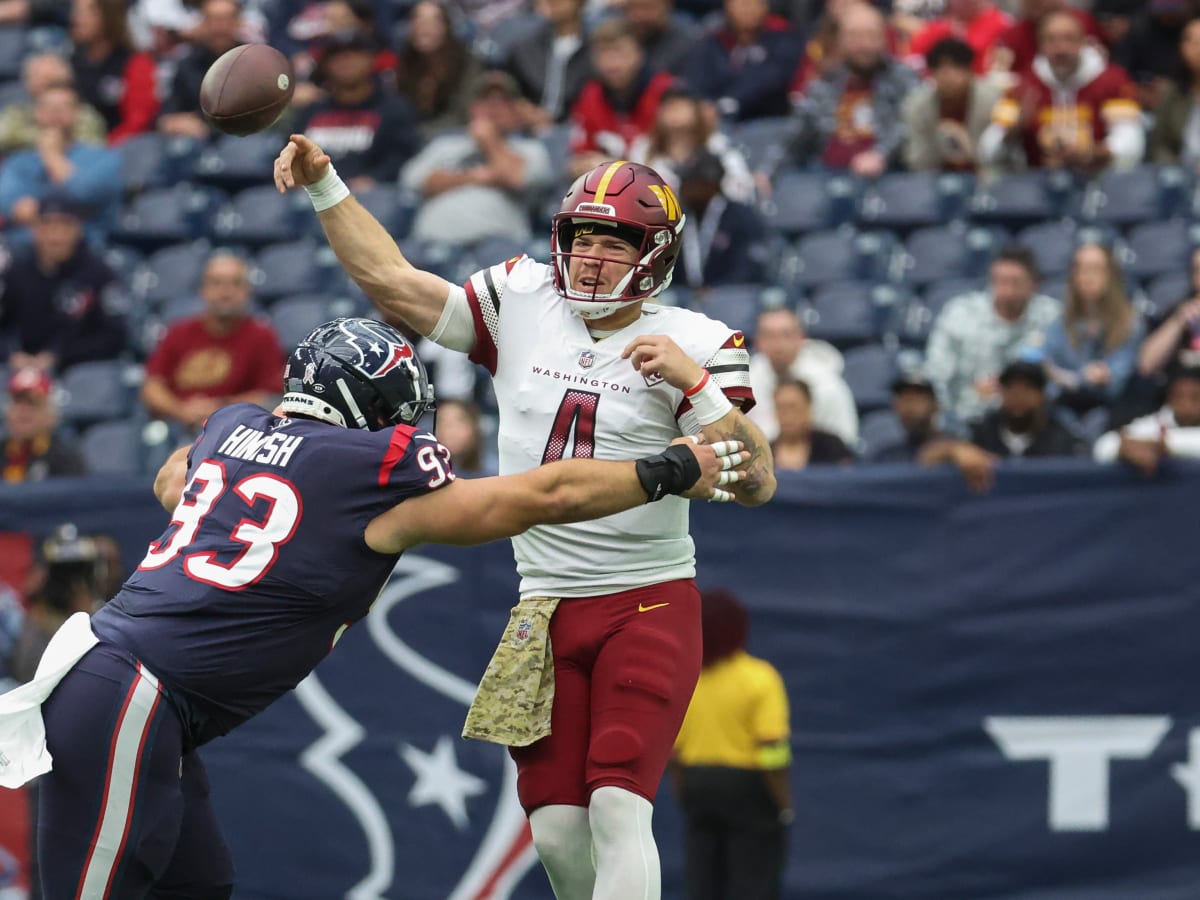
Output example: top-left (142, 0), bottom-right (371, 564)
top-left (370, 342), bottom-right (415, 378)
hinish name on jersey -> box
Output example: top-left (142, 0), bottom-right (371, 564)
top-left (217, 425), bottom-right (305, 467)
top-left (530, 365), bottom-right (632, 393)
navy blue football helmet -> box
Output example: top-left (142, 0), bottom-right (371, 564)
top-left (280, 318), bottom-right (434, 430)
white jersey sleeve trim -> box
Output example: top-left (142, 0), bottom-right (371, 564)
top-left (428, 283), bottom-right (476, 353)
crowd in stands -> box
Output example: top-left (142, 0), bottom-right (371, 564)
top-left (2, 0), bottom-right (1200, 487)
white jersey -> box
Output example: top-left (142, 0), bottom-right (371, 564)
top-left (454, 256), bottom-right (754, 598)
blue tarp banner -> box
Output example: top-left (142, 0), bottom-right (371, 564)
top-left (3, 461), bottom-right (1200, 899)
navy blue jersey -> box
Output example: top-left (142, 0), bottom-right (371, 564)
top-left (91, 403), bottom-right (455, 746)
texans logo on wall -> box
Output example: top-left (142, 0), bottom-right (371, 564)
top-left (204, 552), bottom-right (552, 900)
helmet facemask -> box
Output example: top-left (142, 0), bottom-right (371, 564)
top-left (550, 215), bottom-right (682, 320)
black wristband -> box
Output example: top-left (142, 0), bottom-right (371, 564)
top-left (635, 444), bottom-right (702, 502)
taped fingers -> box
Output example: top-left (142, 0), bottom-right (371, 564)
top-left (708, 488), bottom-right (734, 502)
top-left (719, 451), bottom-right (749, 471)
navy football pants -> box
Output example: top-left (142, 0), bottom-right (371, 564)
top-left (37, 644), bottom-right (234, 899)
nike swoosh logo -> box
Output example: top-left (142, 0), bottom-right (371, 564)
top-left (637, 602), bottom-right (670, 613)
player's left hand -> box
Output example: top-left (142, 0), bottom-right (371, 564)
top-left (622, 335), bottom-right (705, 392)
top-left (672, 435), bottom-right (747, 503)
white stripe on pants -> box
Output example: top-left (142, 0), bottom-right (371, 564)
top-left (76, 664), bottom-right (161, 900)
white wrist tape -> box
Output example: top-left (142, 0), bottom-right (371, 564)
top-left (684, 371), bottom-right (733, 426)
top-left (304, 164), bottom-right (351, 212)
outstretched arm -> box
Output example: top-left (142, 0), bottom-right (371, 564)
top-left (273, 135), bottom-right (455, 338)
top-left (365, 440), bottom-right (746, 554)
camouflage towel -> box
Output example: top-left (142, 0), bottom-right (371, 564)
top-left (462, 597), bottom-right (560, 747)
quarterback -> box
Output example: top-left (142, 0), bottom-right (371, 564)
top-left (274, 139), bottom-right (776, 899)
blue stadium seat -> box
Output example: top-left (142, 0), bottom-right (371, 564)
top-left (100, 245), bottom-right (144, 282)
top-left (1039, 276), bottom-right (1068, 303)
top-left (349, 184), bottom-right (418, 239)
top-left (0, 29), bottom-right (26, 81)
top-left (111, 186), bottom-right (224, 251)
top-left (731, 116), bottom-right (796, 176)
top-left (59, 360), bottom-right (133, 426)
top-left (763, 171), bottom-right (857, 235)
top-left (192, 133), bottom-right (285, 191)
top-left (968, 172), bottom-right (1058, 228)
top-left (81, 420), bottom-right (143, 476)
top-left (782, 228), bottom-right (893, 289)
top-left (692, 284), bottom-right (764, 336)
top-left (120, 133), bottom-right (174, 193)
top-left (858, 409), bottom-right (906, 458)
top-left (159, 294), bottom-right (205, 325)
top-left (211, 186), bottom-right (304, 246)
top-left (804, 281), bottom-right (881, 348)
top-left (857, 172), bottom-right (972, 232)
top-left (1124, 219), bottom-right (1198, 281)
top-left (130, 240), bottom-right (211, 308)
top-left (842, 344), bottom-right (898, 413)
top-left (0, 79), bottom-right (26, 110)
top-left (475, 10), bottom-right (544, 64)
top-left (1145, 271), bottom-right (1192, 316)
top-left (253, 240), bottom-right (336, 302)
top-left (1016, 220), bottom-right (1078, 277)
top-left (270, 295), bottom-right (337, 350)
top-left (1076, 165), bottom-right (1184, 227)
top-left (902, 225), bottom-right (964, 286)
top-left (539, 124), bottom-right (573, 183)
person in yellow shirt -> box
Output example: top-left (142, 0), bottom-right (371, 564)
top-left (670, 588), bottom-right (792, 900)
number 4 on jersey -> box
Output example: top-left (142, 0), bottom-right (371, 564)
top-left (542, 390), bottom-right (600, 463)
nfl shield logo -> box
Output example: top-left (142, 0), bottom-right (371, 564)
top-left (578, 351), bottom-right (595, 369)
top-left (516, 620), bottom-right (532, 641)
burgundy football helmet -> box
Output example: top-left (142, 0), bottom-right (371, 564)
top-left (550, 160), bottom-right (686, 320)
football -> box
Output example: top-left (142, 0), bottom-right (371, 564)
top-left (199, 44), bottom-right (295, 136)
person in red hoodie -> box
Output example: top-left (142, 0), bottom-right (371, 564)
top-left (68, 0), bottom-right (158, 143)
top-left (568, 17), bottom-right (675, 177)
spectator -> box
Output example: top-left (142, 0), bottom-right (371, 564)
top-left (158, 0), bottom-right (242, 138)
top-left (297, 30), bottom-right (422, 189)
top-left (991, 0), bottom-right (1105, 78)
top-left (868, 371), bottom-right (954, 462)
top-left (1139, 247), bottom-right (1200, 384)
top-left (1093, 0), bottom-right (1140, 49)
top-left (770, 378), bottom-right (855, 469)
top-left (504, 0), bottom-right (592, 128)
top-left (1094, 367), bottom-right (1200, 470)
top-left (626, 0), bottom-right (696, 76)
top-left (1112, 0), bottom-right (1196, 112)
top-left (1043, 243), bottom-right (1142, 415)
top-left (670, 588), bottom-right (792, 900)
top-left (789, 0), bottom-right (906, 98)
top-left (790, 2), bottom-right (920, 176)
top-left (675, 149), bottom-right (769, 288)
top-left (902, 36), bottom-right (1005, 171)
top-left (907, 0), bottom-right (1012, 74)
top-left (0, 194), bottom-right (127, 373)
top-left (1, 369), bottom-right (86, 483)
top-left (69, 0), bottom-right (160, 142)
top-left (141, 252), bottom-right (285, 431)
top-left (748, 306), bottom-right (859, 446)
top-left (394, 0), bottom-right (483, 136)
top-left (567, 17), bottom-right (676, 176)
top-left (4, 524), bottom-right (108, 682)
top-left (683, 0), bottom-right (800, 121)
top-left (968, 359), bottom-right (1085, 457)
top-left (459, 0), bottom-right (531, 33)
top-left (401, 70), bottom-right (554, 245)
top-left (434, 398), bottom-right (497, 476)
top-left (639, 87), bottom-right (757, 202)
top-left (1148, 17), bottom-right (1200, 167)
top-left (924, 245), bottom-right (1060, 428)
top-left (0, 83), bottom-right (122, 240)
top-left (981, 10), bottom-right (1142, 173)
top-left (0, 53), bottom-right (108, 155)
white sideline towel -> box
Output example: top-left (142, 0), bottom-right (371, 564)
top-left (0, 612), bottom-right (99, 788)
